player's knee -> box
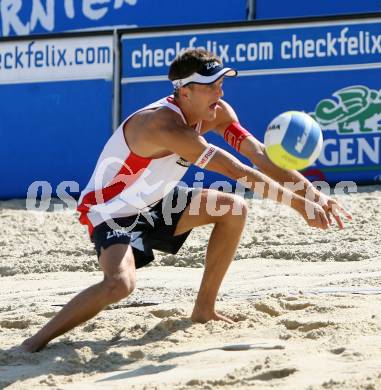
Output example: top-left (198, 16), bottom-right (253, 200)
top-left (103, 274), bottom-right (135, 303)
top-left (203, 191), bottom-right (245, 219)
top-left (226, 194), bottom-right (248, 220)
top-left (233, 195), bottom-right (249, 221)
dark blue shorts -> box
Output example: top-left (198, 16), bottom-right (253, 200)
top-left (91, 186), bottom-right (196, 268)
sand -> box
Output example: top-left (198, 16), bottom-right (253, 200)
top-left (1, 186), bottom-right (381, 389)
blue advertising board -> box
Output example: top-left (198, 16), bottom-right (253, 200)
top-left (121, 17), bottom-right (381, 185)
top-left (0, 34), bottom-right (114, 198)
top-left (0, 0), bottom-right (247, 37)
top-left (256, 0), bottom-right (381, 20)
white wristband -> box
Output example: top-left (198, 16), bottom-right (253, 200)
top-left (194, 144), bottom-right (218, 169)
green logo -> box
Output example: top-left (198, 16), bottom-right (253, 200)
top-left (311, 85), bottom-right (381, 134)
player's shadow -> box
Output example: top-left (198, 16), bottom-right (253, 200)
top-left (95, 363), bottom-right (177, 382)
top-left (96, 341), bottom-right (285, 383)
top-left (1, 316), bottom-right (285, 387)
top-left (115, 317), bottom-right (193, 347)
top-left (0, 317), bottom-right (192, 387)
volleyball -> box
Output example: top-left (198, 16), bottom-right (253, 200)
top-left (264, 111), bottom-right (323, 171)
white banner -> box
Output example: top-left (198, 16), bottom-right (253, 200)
top-left (0, 35), bottom-right (113, 84)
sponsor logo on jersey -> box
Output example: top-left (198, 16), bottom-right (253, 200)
top-left (176, 157), bottom-right (191, 167)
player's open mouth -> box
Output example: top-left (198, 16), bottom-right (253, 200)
top-left (209, 102), bottom-right (218, 109)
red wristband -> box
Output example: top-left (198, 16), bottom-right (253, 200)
top-left (223, 122), bottom-right (252, 151)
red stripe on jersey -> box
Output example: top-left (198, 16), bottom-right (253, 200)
top-left (77, 152), bottom-right (151, 235)
top-left (79, 212), bottom-right (94, 236)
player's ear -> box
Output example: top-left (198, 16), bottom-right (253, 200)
top-left (179, 85), bottom-right (191, 100)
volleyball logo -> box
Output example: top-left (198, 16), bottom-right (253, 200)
top-left (264, 111), bottom-right (323, 171)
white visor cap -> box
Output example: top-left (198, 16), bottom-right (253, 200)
top-left (171, 61), bottom-right (237, 89)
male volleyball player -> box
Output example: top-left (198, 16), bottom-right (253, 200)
top-left (22, 49), bottom-right (351, 352)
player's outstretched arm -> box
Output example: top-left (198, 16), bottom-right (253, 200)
top-left (153, 110), bottom-right (330, 230)
top-left (211, 100), bottom-right (352, 229)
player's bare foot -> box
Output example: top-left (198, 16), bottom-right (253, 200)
top-left (191, 309), bottom-right (234, 324)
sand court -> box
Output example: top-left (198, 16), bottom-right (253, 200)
top-left (1, 186), bottom-right (381, 389)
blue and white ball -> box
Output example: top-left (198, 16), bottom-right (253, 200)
top-left (264, 111), bottom-right (323, 171)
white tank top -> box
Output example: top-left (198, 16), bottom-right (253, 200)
top-left (77, 96), bottom-right (202, 235)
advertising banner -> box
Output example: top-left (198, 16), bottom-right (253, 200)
top-left (0, 0), bottom-right (247, 37)
top-left (0, 35), bottom-right (113, 83)
top-left (0, 34), bottom-right (114, 198)
top-left (121, 17), bottom-right (381, 185)
top-left (256, 0), bottom-right (381, 20)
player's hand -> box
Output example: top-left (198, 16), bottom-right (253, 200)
top-left (316, 193), bottom-right (353, 229)
top-left (298, 200), bottom-right (331, 230)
